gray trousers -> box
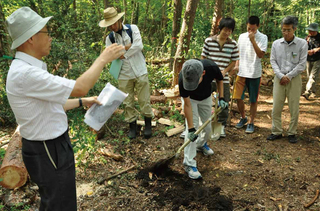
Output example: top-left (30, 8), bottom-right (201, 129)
top-left (182, 96), bottom-right (212, 167)
top-left (305, 60), bottom-right (320, 95)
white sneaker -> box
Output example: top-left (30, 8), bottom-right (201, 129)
top-left (180, 130), bottom-right (186, 139)
top-left (220, 125), bottom-right (226, 138)
top-left (197, 142), bottom-right (214, 156)
top-left (185, 166), bottom-right (202, 179)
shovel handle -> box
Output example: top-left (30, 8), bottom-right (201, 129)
top-left (175, 107), bottom-right (222, 156)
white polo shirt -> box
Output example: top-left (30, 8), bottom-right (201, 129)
top-left (237, 30), bottom-right (268, 78)
top-left (6, 52), bottom-right (76, 140)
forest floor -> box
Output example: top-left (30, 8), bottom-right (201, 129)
top-left (0, 72), bottom-right (320, 211)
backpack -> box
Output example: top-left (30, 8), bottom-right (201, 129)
top-left (108, 24), bottom-right (133, 44)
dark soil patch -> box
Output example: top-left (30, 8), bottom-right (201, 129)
top-left (137, 167), bottom-right (233, 211)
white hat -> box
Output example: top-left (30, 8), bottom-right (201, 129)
top-left (6, 7), bottom-right (52, 49)
top-left (99, 7), bottom-right (124, 28)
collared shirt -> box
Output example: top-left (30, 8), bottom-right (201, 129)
top-left (237, 30), bottom-right (268, 78)
top-left (270, 36), bottom-right (308, 80)
top-left (201, 35), bottom-right (239, 83)
top-left (6, 52), bottom-right (75, 140)
top-left (106, 24), bottom-right (147, 80)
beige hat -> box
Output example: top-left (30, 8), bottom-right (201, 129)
top-left (99, 7), bottom-right (124, 28)
top-left (6, 7), bottom-right (52, 50)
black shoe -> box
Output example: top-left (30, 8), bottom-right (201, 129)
top-left (144, 117), bottom-right (152, 139)
top-left (128, 121), bottom-right (137, 139)
top-left (302, 92), bottom-right (310, 100)
top-left (266, 134), bottom-right (282, 141)
top-left (288, 135), bottom-right (297, 143)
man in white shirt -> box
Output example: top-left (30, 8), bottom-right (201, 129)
top-left (267, 16), bottom-right (308, 143)
top-left (99, 7), bottom-right (154, 139)
top-left (6, 7), bottom-right (124, 211)
top-left (233, 16), bottom-right (268, 134)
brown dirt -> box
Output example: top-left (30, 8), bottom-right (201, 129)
top-left (1, 72), bottom-right (320, 211)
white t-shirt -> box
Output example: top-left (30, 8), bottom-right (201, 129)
top-left (6, 52), bottom-right (75, 140)
top-left (237, 30), bottom-right (268, 78)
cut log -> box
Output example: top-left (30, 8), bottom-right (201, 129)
top-left (150, 95), bottom-right (166, 104)
top-left (165, 125), bottom-right (185, 137)
top-left (137, 120), bottom-right (157, 127)
top-left (158, 118), bottom-right (174, 126)
top-left (0, 127), bottom-right (28, 189)
top-left (261, 77), bottom-right (273, 86)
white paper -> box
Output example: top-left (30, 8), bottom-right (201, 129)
top-left (84, 83), bottom-right (128, 131)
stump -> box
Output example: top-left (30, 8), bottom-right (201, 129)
top-left (0, 127), bottom-right (28, 189)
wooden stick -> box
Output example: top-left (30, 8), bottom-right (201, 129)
top-left (98, 165), bottom-right (136, 185)
top-left (304, 189), bottom-right (319, 208)
top-left (0, 140), bottom-right (9, 148)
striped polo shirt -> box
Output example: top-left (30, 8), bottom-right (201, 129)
top-left (201, 35), bottom-right (239, 83)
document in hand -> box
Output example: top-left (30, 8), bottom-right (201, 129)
top-left (84, 83), bottom-right (128, 131)
top-left (109, 59), bottom-right (123, 80)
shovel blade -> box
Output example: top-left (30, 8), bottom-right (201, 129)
top-left (210, 121), bottom-right (222, 141)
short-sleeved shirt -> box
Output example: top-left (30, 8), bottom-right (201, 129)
top-left (201, 35), bottom-right (239, 83)
top-left (306, 32), bottom-right (320, 61)
top-left (6, 51), bottom-right (75, 140)
top-left (237, 30), bottom-right (268, 78)
top-left (179, 59), bottom-right (223, 101)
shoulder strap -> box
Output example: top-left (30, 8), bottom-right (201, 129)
top-left (108, 24), bottom-right (133, 44)
top-left (108, 32), bottom-right (115, 44)
top-left (125, 24), bottom-right (133, 43)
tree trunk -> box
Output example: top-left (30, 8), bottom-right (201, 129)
top-left (172, 0), bottom-right (200, 86)
top-left (210, 0), bottom-right (224, 36)
top-left (248, 0), bottom-right (251, 18)
top-left (143, 0), bottom-right (151, 29)
top-left (122, 0), bottom-right (127, 23)
top-left (0, 127), bottom-right (28, 190)
top-left (170, 0), bottom-right (182, 69)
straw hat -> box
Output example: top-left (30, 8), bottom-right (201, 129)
top-left (5, 7), bottom-right (52, 50)
top-left (99, 7), bottom-right (124, 28)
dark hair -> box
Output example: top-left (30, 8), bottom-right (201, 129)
top-left (247, 16), bottom-right (260, 26)
top-left (281, 16), bottom-right (298, 29)
top-left (219, 18), bottom-right (236, 32)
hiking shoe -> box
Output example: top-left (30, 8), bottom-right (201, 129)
top-left (302, 92), bottom-right (310, 100)
top-left (266, 134), bottom-right (282, 141)
top-left (220, 125), bottom-right (226, 138)
top-left (235, 117), bottom-right (248, 128)
top-left (185, 166), bottom-right (202, 179)
top-left (180, 130), bottom-right (186, 139)
top-left (197, 142), bottom-right (214, 156)
top-left (245, 123), bottom-right (254, 134)
top-left (288, 135), bottom-right (298, 143)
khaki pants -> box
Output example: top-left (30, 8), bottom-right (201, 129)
top-left (305, 60), bottom-right (320, 95)
top-left (118, 74), bottom-right (153, 123)
top-left (271, 74), bottom-right (302, 136)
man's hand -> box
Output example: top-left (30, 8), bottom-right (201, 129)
top-left (82, 96), bottom-right (101, 107)
top-left (308, 49), bottom-right (314, 56)
top-left (219, 98), bottom-right (228, 109)
top-left (280, 76), bottom-right (290, 85)
top-left (101, 44), bottom-right (125, 62)
top-left (125, 43), bottom-right (132, 51)
top-left (188, 128), bottom-right (198, 142)
top-left (229, 66), bottom-right (239, 76)
top-left (248, 32), bottom-right (255, 41)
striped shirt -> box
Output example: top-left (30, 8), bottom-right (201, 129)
top-left (237, 30), bottom-right (268, 78)
top-left (201, 35), bottom-right (239, 83)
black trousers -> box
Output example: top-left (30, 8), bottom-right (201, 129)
top-left (22, 130), bottom-right (77, 211)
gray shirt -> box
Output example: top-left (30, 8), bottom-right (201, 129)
top-left (270, 36), bottom-right (308, 80)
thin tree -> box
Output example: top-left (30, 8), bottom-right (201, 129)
top-left (172, 0), bottom-right (200, 86)
top-left (210, 0), bottom-right (224, 36)
top-left (170, 0), bottom-right (182, 69)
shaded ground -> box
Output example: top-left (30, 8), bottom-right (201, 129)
top-left (1, 72), bottom-right (320, 211)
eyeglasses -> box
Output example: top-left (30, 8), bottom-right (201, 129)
top-left (281, 29), bottom-right (293, 33)
top-left (38, 30), bottom-right (51, 36)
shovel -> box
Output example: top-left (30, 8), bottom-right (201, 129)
top-left (210, 94), bottom-right (223, 141)
top-left (149, 106), bottom-right (222, 174)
